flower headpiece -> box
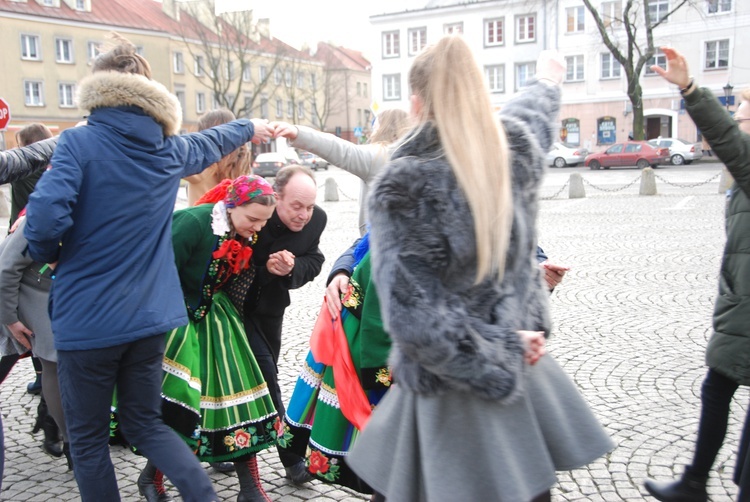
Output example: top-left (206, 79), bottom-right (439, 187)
top-left (195, 175), bottom-right (275, 207)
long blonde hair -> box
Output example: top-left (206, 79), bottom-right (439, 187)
top-left (370, 109), bottom-right (410, 145)
top-left (408, 36), bottom-right (512, 283)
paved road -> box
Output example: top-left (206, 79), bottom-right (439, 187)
top-left (0, 162), bottom-right (745, 501)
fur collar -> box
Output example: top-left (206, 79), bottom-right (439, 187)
top-left (76, 71), bottom-right (182, 136)
top-left (391, 122), bottom-right (442, 160)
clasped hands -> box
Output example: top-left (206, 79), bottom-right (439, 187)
top-left (247, 120), bottom-right (306, 145)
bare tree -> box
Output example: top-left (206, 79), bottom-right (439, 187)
top-left (309, 62), bottom-right (348, 132)
top-left (581, 0), bottom-right (697, 139)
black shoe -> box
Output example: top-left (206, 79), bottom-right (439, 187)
top-left (284, 460), bottom-right (314, 485)
top-left (27, 375), bottom-right (42, 395)
top-left (41, 414), bottom-right (63, 458)
top-left (644, 469), bottom-right (708, 502)
top-left (209, 461), bottom-right (235, 473)
top-left (63, 442), bottom-right (73, 471)
top-left (137, 462), bottom-right (174, 502)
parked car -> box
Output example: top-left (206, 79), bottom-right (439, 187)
top-left (298, 151), bottom-right (329, 171)
top-left (546, 142), bottom-right (589, 168)
top-left (252, 152), bottom-right (289, 178)
top-left (585, 141), bottom-right (671, 170)
top-left (647, 137), bottom-right (703, 165)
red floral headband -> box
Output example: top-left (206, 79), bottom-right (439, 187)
top-left (195, 175), bottom-right (275, 207)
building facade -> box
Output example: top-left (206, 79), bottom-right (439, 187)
top-left (369, 0), bottom-right (749, 151)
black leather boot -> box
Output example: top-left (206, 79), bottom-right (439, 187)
top-left (235, 456), bottom-right (271, 502)
top-left (137, 460), bottom-right (174, 502)
top-left (41, 414), bottom-right (63, 457)
top-left (63, 442), bottom-right (73, 471)
top-left (644, 468), bottom-right (708, 502)
top-left (284, 459), bottom-right (313, 485)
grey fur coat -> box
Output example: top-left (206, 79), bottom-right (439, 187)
top-left (367, 80), bottom-right (559, 403)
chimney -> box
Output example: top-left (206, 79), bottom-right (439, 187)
top-left (257, 18), bottom-right (270, 39)
top-left (161, 0), bottom-right (180, 21)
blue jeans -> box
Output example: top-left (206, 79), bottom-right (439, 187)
top-left (58, 334), bottom-right (217, 502)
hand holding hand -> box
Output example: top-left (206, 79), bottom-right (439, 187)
top-left (651, 47), bottom-right (691, 89)
top-left (267, 250), bottom-right (295, 276)
top-left (7, 321), bottom-right (33, 350)
top-left (250, 119), bottom-right (272, 145)
top-left (272, 121), bottom-right (299, 141)
top-left (325, 273), bottom-right (350, 319)
top-left (518, 330), bottom-right (546, 366)
top-left (540, 260), bottom-right (570, 291)
top-left (535, 50), bottom-right (566, 86)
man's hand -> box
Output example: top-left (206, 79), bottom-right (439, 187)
top-left (272, 121), bottom-right (299, 141)
top-left (249, 119), bottom-right (272, 145)
top-left (518, 330), bottom-right (546, 366)
top-left (7, 321), bottom-right (33, 350)
top-left (267, 250), bottom-right (295, 276)
top-left (325, 273), bottom-right (350, 319)
top-left (540, 260), bottom-right (570, 291)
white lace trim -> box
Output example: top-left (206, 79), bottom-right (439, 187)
top-left (211, 201), bottom-right (231, 236)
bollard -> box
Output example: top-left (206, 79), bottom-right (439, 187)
top-left (324, 177), bottom-right (339, 202)
top-left (719, 166), bottom-right (734, 193)
top-left (639, 167), bottom-right (657, 195)
top-left (0, 190), bottom-right (8, 218)
top-left (569, 173), bottom-right (585, 198)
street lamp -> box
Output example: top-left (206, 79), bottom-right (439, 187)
top-left (723, 82), bottom-right (734, 112)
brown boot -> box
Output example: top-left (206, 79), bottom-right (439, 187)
top-left (235, 455), bottom-right (271, 502)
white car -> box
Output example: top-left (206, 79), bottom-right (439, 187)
top-left (647, 138), bottom-right (703, 165)
top-left (546, 142), bottom-right (589, 168)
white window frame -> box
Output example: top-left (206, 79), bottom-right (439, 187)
top-left (363, 82), bottom-right (368, 98)
top-left (515, 15), bottom-right (536, 43)
top-left (75, 0), bottom-right (86, 10)
top-left (515, 62), bottom-right (536, 90)
top-left (173, 52), bottom-right (184, 74)
top-left (58, 82), bottom-right (75, 107)
top-left (24, 80), bottom-right (44, 106)
top-left (260, 95), bottom-right (269, 119)
top-left (382, 31), bottom-right (400, 58)
top-left (298, 101), bottom-right (305, 119)
top-left (408, 27), bottom-right (427, 56)
top-left (600, 52), bottom-right (621, 79)
top-left (601, 1), bottom-right (622, 27)
top-left (21, 34), bottom-right (41, 61)
top-left (484, 18), bottom-right (504, 47)
top-left (259, 65), bottom-right (268, 81)
top-left (87, 41), bottom-right (100, 62)
top-left (645, 50), bottom-right (666, 75)
top-left (565, 55), bottom-right (585, 82)
top-left (225, 60), bottom-right (235, 81)
top-left (287, 100), bottom-right (294, 118)
top-left (566, 6), bottom-right (585, 33)
top-left (310, 72), bottom-right (317, 89)
top-left (242, 64), bottom-right (251, 82)
top-left (274, 68), bottom-right (282, 85)
top-left (485, 65), bottom-right (504, 93)
top-left (276, 98), bottom-right (283, 118)
top-left (296, 72), bottom-right (305, 88)
top-left (383, 74), bottom-right (401, 101)
top-left (285, 68), bottom-right (292, 87)
top-left (194, 55), bottom-right (204, 77)
top-left (55, 38), bottom-right (74, 63)
top-left (648, 0), bottom-right (669, 24)
top-left (174, 88), bottom-right (186, 118)
top-left (707, 0), bottom-right (732, 14)
top-left (311, 101), bottom-right (319, 127)
top-left (704, 39), bottom-right (729, 70)
top-left (196, 92), bottom-right (206, 114)
top-left (444, 22), bottom-right (463, 35)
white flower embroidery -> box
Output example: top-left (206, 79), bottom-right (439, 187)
top-left (211, 201), bottom-right (231, 236)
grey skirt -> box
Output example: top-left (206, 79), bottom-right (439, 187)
top-left (348, 355), bottom-right (614, 502)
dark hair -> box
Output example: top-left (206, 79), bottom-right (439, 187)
top-left (92, 32), bottom-right (151, 79)
top-left (273, 165), bottom-right (316, 193)
top-left (16, 123), bottom-right (53, 147)
top-left (197, 108), bottom-right (236, 131)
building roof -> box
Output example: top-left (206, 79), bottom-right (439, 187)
top-left (316, 42), bottom-right (371, 71)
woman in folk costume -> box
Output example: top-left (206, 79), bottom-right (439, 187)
top-left (136, 175), bottom-right (280, 502)
top-left (280, 233), bottom-right (388, 494)
top-left (346, 37), bottom-right (613, 502)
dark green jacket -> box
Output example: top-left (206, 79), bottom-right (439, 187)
top-left (685, 87), bottom-right (750, 385)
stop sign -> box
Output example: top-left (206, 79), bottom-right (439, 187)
top-left (0, 98), bottom-right (10, 131)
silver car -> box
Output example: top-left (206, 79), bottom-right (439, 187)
top-left (546, 142), bottom-right (589, 168)
top-left (647, 138), bottom-right (703, 165)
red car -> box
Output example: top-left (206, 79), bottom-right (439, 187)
top-left (585, 141), bottom-right (671, 170)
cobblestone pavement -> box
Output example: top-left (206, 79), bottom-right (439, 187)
top-left (0, 163), bottom-right (746, 501)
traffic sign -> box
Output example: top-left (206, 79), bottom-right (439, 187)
top-left (353, 126), bottom-right (363, 137)
top-left (0, 98), bottom-right (10, 131)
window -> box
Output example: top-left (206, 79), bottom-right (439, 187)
top-left (383, 74), bottom-right (401, 101)
top-left (606, 144), bottom-right (623, 154)
top-left (58, 83), bottom-right (75, 107)
top-left (601, 1), bottom-right (622, 27)
top-left (260, 96), bottom-right (268, 119)
top-left (648, 0), bottom-right (669, 24)
top-left (600, 53), bottom-right (621, 79)
top-left (242, 64), bottom-right (251, 82)
top-left (515, 62), bottom-right (536, 89)
top-left (408, 27), bottom-right (426, 55)
top-left (516, 15), bottom-right (536, 43)
top-left (382, 31), bottom-right (400, 58)
top-left (645, 50), bottom-right (666, 75)
top-left (310, 72), bottom-right (317, 89)
top-left (705, 39), bottom-right (729, 69)
top-left (484, 18), bottom-right (504, 47)
top-left (75, 0), bottom-right (85, 9)
top-left (21, 34), bottom-right (40, 60)
top-left (287, 100), bottom-right (294, 117)
top-left (707, 0), bottom-right (732, 13)
top-left (444, 22), bottom-right (463, 35)
top-left (225, 60), bottom-right (235, 80)
top-left (285, 68), bottom-right (292, 87)
top-left (87, 41), bottom-right (100, 62)
top-left (196, 92), bottom-right (206, 114)
top-left (259, 65), bottom-right (268, 81)
top-left (173, 52), bottom-right (184, 74)
top-left (212, 94), bottom-right (221, 110)
top-left (55, 38), bottom-right (73, 63)
top-left (298, 101), bottom-right (305, 119)
top-left (297, 72), bottom-right (305, 88)
top-left (624, 143), bottom-right (642, 153)
top-left (194, 55), bottom-right (204, 76)
top-left (363, 83), bottom-right (368, 98)
top-left (311, 102), bottom-right (319, 127)
top-left (135, 46), bottom-right (145, 56)
top-left (357, 109), bottom-right (362, 127)
top-left (485, 65), bottom-right (504, 93)
top-left (274, 68), bottom-right (282, 85)
top-left (565, 55), bottom-right (584, 82)
top-left (24, 80), bottom-right (44, 106)
top-left (356, 82), bottom-right (361, 96)
top-left (243, 95), bottom-right (252, 117)
top-left (566, 7), bottom-right (585, 33)
top-left (175, 89), bottom-right (186, 118)
top-left (276, 98), bottom-right (283, 118)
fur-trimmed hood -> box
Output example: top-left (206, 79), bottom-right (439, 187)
top-left (76, 71), bottom-right (182, 136)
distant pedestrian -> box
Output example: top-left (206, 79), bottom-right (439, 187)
top-left (644, 46), bottom-right (750, 502)
top-left (23, 33), bottom-right (272, 502)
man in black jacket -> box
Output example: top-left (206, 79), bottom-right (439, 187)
top-left (243, 165), bottom-right (326, 483)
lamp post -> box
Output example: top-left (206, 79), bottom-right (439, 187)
top-left (723, 82), bottom-right (734, 112)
